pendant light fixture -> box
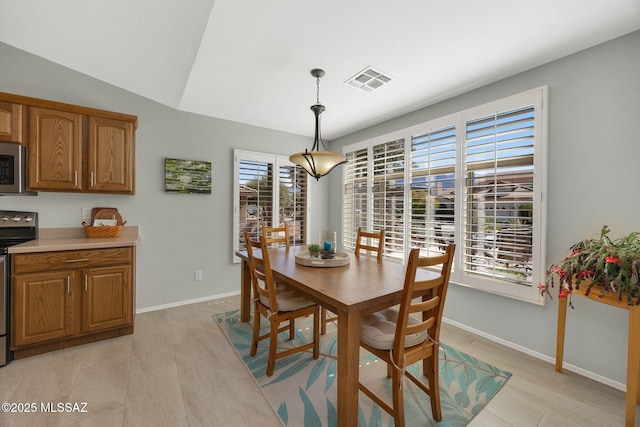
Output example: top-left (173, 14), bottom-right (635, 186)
top-left (289, 69), bottom-right (347, 180)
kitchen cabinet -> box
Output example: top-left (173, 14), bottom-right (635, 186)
top-left (28, 107), bottom-right (83, 191)
top-left (87, 116), bottom-right (134, 193)
top-left (12, 270), bottom-right (75, 347)
top-left (11, 246), bottom-right (135, 357)
top-left (81, 264), bottom-right (132, 333)
top-left (0, 101), bottom-right (25, 144)
top-left (0, 91), bottom-right (137, 194)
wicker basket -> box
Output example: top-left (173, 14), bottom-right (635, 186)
top-left (83, 224), bottom-right (124, 238)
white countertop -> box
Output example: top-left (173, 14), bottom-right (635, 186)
top-left (8, 226), bottom-right (139, 253)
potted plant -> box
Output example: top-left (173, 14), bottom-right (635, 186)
top-left (540, 225), bottom-right (640, 306)
top-left (307, 243), bottom-right (320, 258)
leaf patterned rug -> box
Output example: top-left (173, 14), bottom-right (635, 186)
top-left (215, 310), bottom-right (511, 427)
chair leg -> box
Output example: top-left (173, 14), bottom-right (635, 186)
top-left (250, 305), bottom-right (261, 357)
top-left (320, 307), bottom-right (327, 335)
top-left (391, 365), bottom-right (405, 427)
top-left (312, 306), bottom-right (320, 359)
top-left (289, 318), bottom-right (295, 340)
top-left (266, 316), bottom-right (278, 377)
top-left (426, 354), bottom-right (442, 421)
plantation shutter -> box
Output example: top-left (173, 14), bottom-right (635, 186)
top-left (279, 165), bottom-right (307, 245)
top-left (343, 148), bottom-right (368, 250)
top-left (238, 159), bottom-right (274, 249)
top-left (371, 138), bottom-right (405, 259)
top-left (464, 106), bottom-right (535, 286)
top-left (410, 125), bottom-right (457, 256)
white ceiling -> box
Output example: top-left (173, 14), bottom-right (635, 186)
top-left (1, 0), bottom-right (639, 140)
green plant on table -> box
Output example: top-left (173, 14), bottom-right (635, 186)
top-left (308, 243), bottom-right (320, 257)
top-left (540, 225), bottom-right (640, 307)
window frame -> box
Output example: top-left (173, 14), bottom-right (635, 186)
top-left (233, 149), bottom-right (311, 263)
top-left (341, 87), bottom-right (548, 304)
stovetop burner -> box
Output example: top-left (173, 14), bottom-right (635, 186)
top-left (0, 210), bottom-right (38, 254)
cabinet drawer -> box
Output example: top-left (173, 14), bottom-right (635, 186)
top-left (13, 247), bottom-right (133, 274)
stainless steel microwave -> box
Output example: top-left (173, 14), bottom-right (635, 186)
top-left (0, 142), bottom-right (33, 195)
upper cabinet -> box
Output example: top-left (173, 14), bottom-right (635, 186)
top-left (0, 92), bottom-right (137, 194)
top-left (0, 101), bottom-right (26, 144)
top-left (29, 107), bottom-right (84, 191)
top-left (87, 117), bottom-right (134, 193)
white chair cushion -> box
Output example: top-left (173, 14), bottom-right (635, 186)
top-left (360, 308), bottom-right (428, 350)
top-left (259, 289), bottom-right (315, 312)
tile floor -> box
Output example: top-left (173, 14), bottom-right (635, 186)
top-left (0, 294), bottom-right (633, 426)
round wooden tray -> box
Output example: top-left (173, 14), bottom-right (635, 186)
top-left (295, 251), bottom-right (351, 267)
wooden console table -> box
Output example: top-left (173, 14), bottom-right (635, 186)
top-left (556, 290), bottom-right (640, 427)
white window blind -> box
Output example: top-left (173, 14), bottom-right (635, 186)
top-left (343, 148), bottom-right (369, 250)
top-left (341, 87), bottom-right (547, 304)
top-left (279, 165), bottom-right (307, 245)
top-left (464, 107), bottom-right (535, 286)
top-left (234, 150), bottom-right (309, 261)
top-left (410, 125), bottom-right (456, 257)
top-left (372, 138), bottom-right (405, 259)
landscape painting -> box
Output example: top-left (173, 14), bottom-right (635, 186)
top-left (165, 158), bottom-right (212, 194)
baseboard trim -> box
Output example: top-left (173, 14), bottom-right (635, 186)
top-left (442, 317), bottom-right (626, 392)
top-left (136, 291), bottom-right (241, 314)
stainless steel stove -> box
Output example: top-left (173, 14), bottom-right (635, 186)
top-left (0, 210), bottom-right (38, 366)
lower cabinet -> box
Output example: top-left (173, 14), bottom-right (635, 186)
top-left (12, 270), bottom-right (75, 346)
top-left (11, 247), bottom-right (135, 357)
top-left (82, 265), bottom-right (132, 333)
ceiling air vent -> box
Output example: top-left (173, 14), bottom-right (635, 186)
top-left (345, 66), bottom-right (392, 92)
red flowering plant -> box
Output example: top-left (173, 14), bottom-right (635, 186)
top-left (539, 226), bottom-right (640, 307)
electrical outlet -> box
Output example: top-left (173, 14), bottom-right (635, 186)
top-left (194, 270), bottom-right (203, 281)
top-left (81, 208), bottom-right (91, 224)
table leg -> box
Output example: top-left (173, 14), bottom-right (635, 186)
top-left (555, 296), bottom-right (568, 373)
top-left (626, 307), bottom-right (640, 426)
top-left (240, 259), bottom-right (251, 322)
top-left (337, 309), bottom-right (360, 427)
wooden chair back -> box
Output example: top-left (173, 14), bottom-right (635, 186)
top-left (244, 232), bottom-right (278, 313)
top-left (393, 244), bottom-right (454, 368)
top-left (261, 223), bottom-right (290, 249)
top-left (355, 227), bottom-right (385, 261)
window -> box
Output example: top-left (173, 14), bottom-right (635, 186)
top-left (233, 150), bottom-right (309, 261)
top-left (342, 88), bottom-right (547, 304)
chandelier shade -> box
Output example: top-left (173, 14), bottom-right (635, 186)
top-left (289, 69), bottom-right (346, 180)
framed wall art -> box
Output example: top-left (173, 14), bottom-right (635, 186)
top-left (164, 158), bottom-right (212, 194)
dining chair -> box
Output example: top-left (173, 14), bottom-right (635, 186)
top-left (244, 232), bottom-right (320, 377)
top-left (320, 227), bottom-right (386, 334)
top-left (261, 223), bottom-right (290, 249)
top-left (355, 227), bottom-right (386, 261)
top-left (358, 244), bottom-right (455, 426)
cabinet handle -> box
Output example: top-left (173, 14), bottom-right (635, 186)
top-left (65, 258), bottom-right (89, 263)
top-left (84, 274), bottom-right (88, 291)
top-left (74, 170), bottom-right (78, 187)
top-left (66, 275), bottom-right (70, 294)
top-left (90, 172), bottom-right (94, 186)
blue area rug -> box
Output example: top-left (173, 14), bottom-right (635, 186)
top-left (215, 310), bottom-right (511, 427)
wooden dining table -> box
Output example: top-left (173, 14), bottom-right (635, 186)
top-left (236, 246), bottom-right (435, 427)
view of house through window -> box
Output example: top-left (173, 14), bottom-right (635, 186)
top-left (233, 150), bottom-right (308, 261)
top-left (341, 88), bottom-right (546, 304)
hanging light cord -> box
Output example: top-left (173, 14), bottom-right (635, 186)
top-left (313, 74), bottom-right (328, 151)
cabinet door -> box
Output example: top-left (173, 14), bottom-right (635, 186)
top-left (28, 107), bottom-right (83, 191)
top-left (81, 265), bottom-right (132, 333)
top-left (12, 271), bottom-right (75, 347)
top-left (87, 117), bottom-right (134, 194)
top-left (0, 101), bottom-right (25, 143)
